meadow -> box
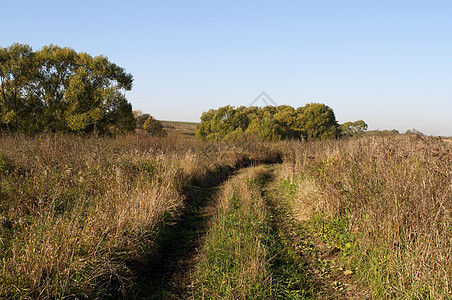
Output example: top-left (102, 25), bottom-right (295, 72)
top-left (281, 135), bottom-right (452, 299)
top-left (0, 126), bottom-right (279, 298)
top-left (0, 123), bottom-right (451, 299)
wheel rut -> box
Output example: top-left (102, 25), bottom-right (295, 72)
top-left (134, 165), bottom-right (365, 299)
top-left (131, 167), bottom-right (243, 299)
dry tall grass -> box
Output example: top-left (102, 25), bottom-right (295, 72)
top-left (282, 135), bottom-right (452, 298)
top-left (0, 133), bottom-right (279, 298)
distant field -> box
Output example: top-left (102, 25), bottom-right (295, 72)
top-left (160, 120), bottom-right (198, 137)
top-left (442, 136), bottom-right (452, 144)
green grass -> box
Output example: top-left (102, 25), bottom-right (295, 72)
top-left (264, 188), bottom-right (316, 299)
top-left (192, 166), bottom-right (319, 299)
top-left (268, 175), bottom-right (353, 299)
top-left (192, 168), bottom-right (272, 299)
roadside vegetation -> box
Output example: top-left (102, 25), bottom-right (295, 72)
top-left (280, 135), bottom-right (452, 299)
top-left (0, 132), bottom-right (279, 298)
top-left (192, 167), bottom-right (320, 299)
top-left (193, 168), bottom-right (273, 298)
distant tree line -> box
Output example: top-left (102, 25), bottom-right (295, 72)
top-left (196, 103), bottom-right (368, 141)
top-left (0, 43), bottom-right (135, 134)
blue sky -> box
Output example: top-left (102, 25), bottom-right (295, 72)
top-left (2, 0), bottom-right (452, 135)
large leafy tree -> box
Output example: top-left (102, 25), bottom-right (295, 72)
top-left (297, 103), bottom-right (339, 140)
top-left (0, 44), bottom-right (38, 132)
top-left (340, 120), bottom-right (368, 137)
top-left (34, 45), bottom-right (79, 131)
top-left (0, 43), bottom-right (135, 134)
top-left (196, 108), bottom-right (218, 140)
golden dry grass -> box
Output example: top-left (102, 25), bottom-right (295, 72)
top-left (0, 133), bottom-right (279, 298)
top-left (281, 135), bottom-right (452, 298)
top-left (160, 120), bottom-right (198, 139)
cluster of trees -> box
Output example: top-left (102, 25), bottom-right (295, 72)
top-left (196, 103), bottom-right (368, 141)
top-left (134, 111), bottom-right (167, 137)
top-left (0, 43), bottom-right (135, 134)
top-left (340, 120), bottom-right (369, 137)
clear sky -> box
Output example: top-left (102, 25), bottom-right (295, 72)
top-left (2, 0), bottom-right (451, 135)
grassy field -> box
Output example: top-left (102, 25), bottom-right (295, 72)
top-left (280, 135), bottom-right (452, 299)
top-left (0, 133), bottom-right (279, 298)
top-left (160, 120), bottom-right (199, 138)
top-left (1, 130), bottom-right (451, 299)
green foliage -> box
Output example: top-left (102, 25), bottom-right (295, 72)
top-left (0, 43), bottom-right (135, 135)
top-left (143, 115), bottom-right (167, 137)
top-left (0, 44), bottom-right (37, 132)
top-left (133, 111), bottom-right (167, 137)
top-left (246, 111), bottom-right (286, 141)
top-left (134, 111), bottom-right (151, 129)
top-left (340, 120), bottom-right (368, 137)
top-left (197, 103), bottom-right (342, 141)
top-left (195, 105), bottom-right (250, 141)
top-left (297, 103), bottom-right (339, 139)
